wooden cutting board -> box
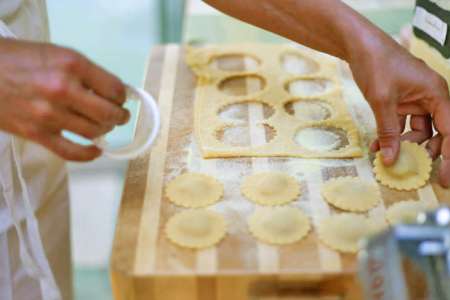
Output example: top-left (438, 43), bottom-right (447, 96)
top-left (110, 44), bottom-right (450, 300)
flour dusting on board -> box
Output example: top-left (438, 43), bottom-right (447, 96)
top-left (178, 44), bottom-right (377, 220)
top-left (159, 45), bottom-right (380, 274)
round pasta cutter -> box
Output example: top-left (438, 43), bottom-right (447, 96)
top-left (94, 85), bottom-right (160, 159)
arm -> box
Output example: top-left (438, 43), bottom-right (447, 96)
top-left (0, 38), bottom-right (129, 161)
top-left (204, 0), bottom-right (376, 62)
top-left (205, 0), bottom-right (450, 188)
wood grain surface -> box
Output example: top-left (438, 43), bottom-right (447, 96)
top-left (110, 45), bottom-right (450, 300)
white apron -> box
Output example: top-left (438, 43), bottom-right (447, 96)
top-left (0, 1), bottom-right (72, 300)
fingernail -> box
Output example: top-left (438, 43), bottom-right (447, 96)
top-left (425, 147), bottom-right (434, 159)
top-left (440, 175), bottom-right (450, 189)
top-left (381, 148), bottom-right (393, 163)
top-left (114, 85), bottom-right (126, 103)
top-left (370, 143), bottom-right (377, 153)
top-left (121, 110), bottom-right (130, 124)
top-left (440, 160), bottom-right (450, 189)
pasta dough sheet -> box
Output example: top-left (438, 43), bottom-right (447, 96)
top-left (187, 44), bottom-right (363, 158)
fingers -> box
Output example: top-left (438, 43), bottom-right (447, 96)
top-left (439, 136), bottom-right (450, 188)
top-left (34, 68), bottom-right (129, 127)
top-left (29, 98), bottom-right (114, 139)
top-left (78, 58), bottom-right (127, 105)
top-left (400, 114), bottom-right (433, 144)
top-left (370, 140), bottom-right (380, 153)
top-left (40, 132), bottom-right (102, 162)
top-left (370, 114), bottom-right (407, 152)
top-left (371, 100), bottom-right (401, 165)
top-left (54, 108), bottom-right (113, 139)
top-left (67, 83), bottom-right (130, 126)
top-left (426, 134), bottom-right (442, 160)
top-left (397, 103), bottom-right (428, 115)
top-left (432, 99), bottom-right (450, 187)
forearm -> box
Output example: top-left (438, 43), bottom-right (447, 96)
top-left (204, 0), bottom-right (394, 62)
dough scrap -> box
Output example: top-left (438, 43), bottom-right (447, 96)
top-left (165, 173), bottom-right (224, 208)
top-left (373, 141), bottom-right (432, 191)
top-left (321, 177), bottom-right (381, 212)
top-left (318, 213), bottom-right (385, 253)
top-left (248, 206), bottom-right (311, 245)
top-left (187, 44), bottom-right (362, 159)
top-left (165, 210), bottom-right (227, 249)
top-left (386, 200), bottom-right (436, 225)
top-left (241, 172), bottom-right (301, 206)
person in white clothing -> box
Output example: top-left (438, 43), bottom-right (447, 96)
top-left (3, 1), bottom-right (450, 300)
top-left (0, 1), bottom-right (128, 300)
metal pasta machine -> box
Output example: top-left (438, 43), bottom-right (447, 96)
top-left (359, 206), bottom-right (450, 300)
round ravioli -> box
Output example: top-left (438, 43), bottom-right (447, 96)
top-left (321, 177), bottom-right (381, 212)
top-left (318, 213), bottom-right (385, 253)
top-left (248, 206), bottom-right (310, 245)
top-left (165, 173), bottom-right (224, 208)
top-left (165, 210), bottom-right (227, 249)
top-left (386, 200), bottom-right (436, 225)
top-left (373, 141), bottom-right (432, 191)
top-left (241, 172), bottom-right (301, 206)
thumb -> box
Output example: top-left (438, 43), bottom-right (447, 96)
top-left (372, 101), bottom-right (401, 166)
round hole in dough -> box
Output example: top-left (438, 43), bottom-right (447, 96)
top-left (284, 99), bottom-right (333, 122)
top-left (386, 200), bottom-right (437, 225)
top-left (165, 173), bottom-right (224, 208)
top-left (210, 53), bottom-right (261, 72)
top-left (285, 78), bottom-right (334, 97)
top-left (280, 52), bottom-right (319, 75)
top-left (241, 172), bottom-right (301, 206)
top-left (218, 74), bottom-right (265, 96)
top-left (322, 177), bottom-right (381, 212)
top-left (318, 213), bottom-right (386, 253)
top-left (248, 206), bottom-right (311, 245)
top-left (294, 127), bottom-right (349, 152)
top-left (165, 210), bottom-right (227, 249)
top-left (373, 141), bottom-right (432, 191)
top-left (216, 123), bottom-right (276, 147)
top-left (218, 101), bottom-right (275, 123)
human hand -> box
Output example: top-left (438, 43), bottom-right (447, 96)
top-left (0, 38), bottom-right (129, 161)
top-left (348, 33), bottom-right (450, 187)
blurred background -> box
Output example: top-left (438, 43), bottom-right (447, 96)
top-left (46, 0), bottom-right (414, 299)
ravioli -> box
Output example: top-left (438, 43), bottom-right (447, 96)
top-left (318, 213), bottom-right (385, 253)
top-left (386, 200), bottom-right (436, 225)
top-left (248, 206), bottom-right (310, 245)
top-left (321, 177), bottom-right (381, 212)
top-left (165, 173), bottom-right (223, 208)
top-left (373, 141), bottom-right (432, 191)
top-left (241, 172), bottom-right (301, 206)
top-left (165, 210), bottom-right (227, 249)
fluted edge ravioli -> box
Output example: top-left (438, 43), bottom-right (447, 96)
top-left (373, 141), bottom-right (432, 191)
top-left (386, 200), bottom-right (437, 225)
top-left (248, 206), bottom-right (311, 245)
top-left (318, 213), bottom-right (386, 253)
top-left (165, 172), bottom-right (224, 208)
top-left (321, 176), bottom-right (381, 212)
top-left (165, 210), bottom-right (227, 249)
top-left (241, 172), bottom-right (301, 206)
